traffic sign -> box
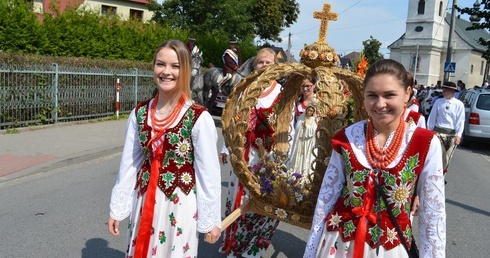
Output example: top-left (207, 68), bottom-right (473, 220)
top-left (444, 61), bottom-right (456, 73)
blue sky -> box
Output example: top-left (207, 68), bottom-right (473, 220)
top-left (273, 0), bottom-right (477, 59)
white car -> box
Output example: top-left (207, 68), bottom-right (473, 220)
top-left (458, 88), bottom-right (490, 146)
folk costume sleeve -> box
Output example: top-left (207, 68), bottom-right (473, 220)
top-left (110, 109), bottom-right (144, 221)
top-left (416, 135), bottom-right (446, 258)
top-left (192, 110), bottom-right (222, 233)
top-left (426, 98), bottom-right (443, 130)
top-left (303, 150), bottom-right (346, 258)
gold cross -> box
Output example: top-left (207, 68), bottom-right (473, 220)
top-left (314, 3), bottom-right (338, 43)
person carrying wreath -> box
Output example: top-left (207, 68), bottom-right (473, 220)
top-left (107, 39), bottom-right (221, 258)
top-left (218, 47), bottom-right (283, 258)
top-left (304, 59), bottom-right (446, 258)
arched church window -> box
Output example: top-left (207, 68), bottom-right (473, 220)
top-left (410, 55), bottom-right (420, 71)
top-left (439, 1), bottom-right (443, 16)
top-left (418, 0), bottom-right (425, 14)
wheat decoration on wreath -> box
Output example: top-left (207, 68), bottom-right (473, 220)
top-left (219, 2), bottom-right (367, 230)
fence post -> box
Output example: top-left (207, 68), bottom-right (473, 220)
top-left (134, 68), bottom-right (139, 107)
top-left (116, 78), bottom-right (121, 119)
top-left (52, 63), bottom-right (59, 124)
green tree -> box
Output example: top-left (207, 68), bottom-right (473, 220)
top-left (0, 0), bottom-right (48, 54)
top-left (147, 0), bottom-right (299, 42)
top-left (457, 2), bottom-right (490, 60)
top-left (362, 36), bottom-right (384, 65)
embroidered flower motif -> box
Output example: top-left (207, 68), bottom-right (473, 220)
top-left (328, 212), bottom-right (342, 228)
top-left (183, 242), bottom-right (190, 253)
top-left (385, 227), bottom-right (397, 244)
top-left (161, 172), bottom-right (175, 188)
top-left (267, 113), bottom-right (276, 125)
top-left (159, 231), bottom-right (166, 243)
top-left (176, 139), bottom-right (190, 157)
top-left (180, 172), bottom-right (193, 185)
top-left (308, 50), bottom-right (319, 60)
top-left (275, 208), bottom-right (287, 219)
top-left (255, 138), bottom-right (263, 146)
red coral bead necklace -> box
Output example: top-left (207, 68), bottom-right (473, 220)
top-left (366, 111), bottom-right (405, 169)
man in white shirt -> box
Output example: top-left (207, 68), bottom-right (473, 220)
top-left (427, 81), bottom-right (465, 174)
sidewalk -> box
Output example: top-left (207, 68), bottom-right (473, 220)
top-left (0, 119), bottom-right (128, 183)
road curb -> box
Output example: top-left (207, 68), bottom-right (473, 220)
top-left (0, 146), bottom-right (123, 185)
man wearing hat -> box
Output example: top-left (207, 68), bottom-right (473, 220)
top-left (186, 36), bottom-right (200, 55)
top-left (427, 81), bottom-right (465, 174)
top-left (218, 38), bottom-right (242, 86)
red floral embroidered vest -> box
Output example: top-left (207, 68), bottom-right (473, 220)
top-left (244, 94), bottom-right (281, 161)
top-left (134, 101), bottom-right (206, 198)
top-left (405, 110), bottom-right (422, 125)
top-left (326, 127), bottom-right (434, 250)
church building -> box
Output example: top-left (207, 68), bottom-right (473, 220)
top-left (388, 0), bottom-right (490, 88)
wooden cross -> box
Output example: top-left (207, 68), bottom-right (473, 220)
top-left (313, 3), bottom-right (338, 43)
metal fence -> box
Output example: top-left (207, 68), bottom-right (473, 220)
top-left (0, 63), bottom-right (155, 129)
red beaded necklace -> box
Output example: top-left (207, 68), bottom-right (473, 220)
top-left (151, 92), bottom-right (186, 134)
top-left (366, 113), bottom-right (405, 169)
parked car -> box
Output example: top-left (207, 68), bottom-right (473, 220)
top-left (420, 89), bottom-right (443, 116)
top-left (458, 88), bottom-right (490, 146)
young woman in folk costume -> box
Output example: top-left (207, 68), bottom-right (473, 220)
top-left (218, 47), bottom-right (284, 258)
top-left (295, 76), bottom-right (317, 123)
top-left (304, 59), bottom-right (446, 258)
top-left (107, 40), bottom-right (221, 258)
top-left (404, 73), bottom-right (426, 129)
top-left (406, 73), bottom-right (421, 114)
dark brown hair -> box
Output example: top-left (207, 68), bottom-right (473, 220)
top-left (363, 59), bottom-right (410, 91)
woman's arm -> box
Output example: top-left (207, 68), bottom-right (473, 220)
top-left (417, 135), bottom-right (446, 258)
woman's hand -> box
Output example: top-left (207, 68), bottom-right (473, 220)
top-left (411, 195), bottom-right (420, 216)
top-left (108, 217), bottom-right (120, 236)
top-left (205, 226), bottom-right (221, 244)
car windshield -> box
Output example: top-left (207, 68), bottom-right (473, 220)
top-left (476, 94), bottom-right (490, 111)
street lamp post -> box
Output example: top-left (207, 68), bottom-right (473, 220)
top-left (444, 0), bottom-right (458, 82)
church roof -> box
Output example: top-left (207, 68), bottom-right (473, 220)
top-left (450, 14), bottom-right (490, 52)
top-left (388, 13), bottom-right (490, 52)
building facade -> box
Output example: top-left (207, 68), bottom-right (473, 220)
top-left (389, 0), bottom-right (490, 88)
top-left (32, 0), bottom-right (153, 22)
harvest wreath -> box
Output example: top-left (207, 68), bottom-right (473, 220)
top-left (205, 4), bottom-right (367, 242)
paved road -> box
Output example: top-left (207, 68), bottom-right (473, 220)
top-left (0, 125), bottom-right (489, 257)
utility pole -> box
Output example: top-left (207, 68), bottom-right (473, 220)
top-left (444, 0), bottom-right (457, 82)
top-left (414, 44), bottom-right (419, 86)
top-left (287, 32), bottom-right (292, 62)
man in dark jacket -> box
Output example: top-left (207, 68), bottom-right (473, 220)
top-left (218, 38), bottom-right (242, 86)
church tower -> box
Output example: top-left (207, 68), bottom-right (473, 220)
top-left (393, 0), bottom-right (449, 86)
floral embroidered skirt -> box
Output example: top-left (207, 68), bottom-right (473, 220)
top-left (126, 188), bottom-right (199, 258)
top-left (218, 171), bottom-right (279, 258)
top-left (315, 231), bottom-right (409, 258)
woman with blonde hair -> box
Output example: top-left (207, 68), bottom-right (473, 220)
top-left (107, 39), bottom-right (222, 257)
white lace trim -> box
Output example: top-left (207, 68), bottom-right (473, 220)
top-left (109, 187), bottom-right (133, 221)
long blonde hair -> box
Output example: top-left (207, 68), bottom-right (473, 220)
top-left (152, 40), bottom-right (192, 100)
